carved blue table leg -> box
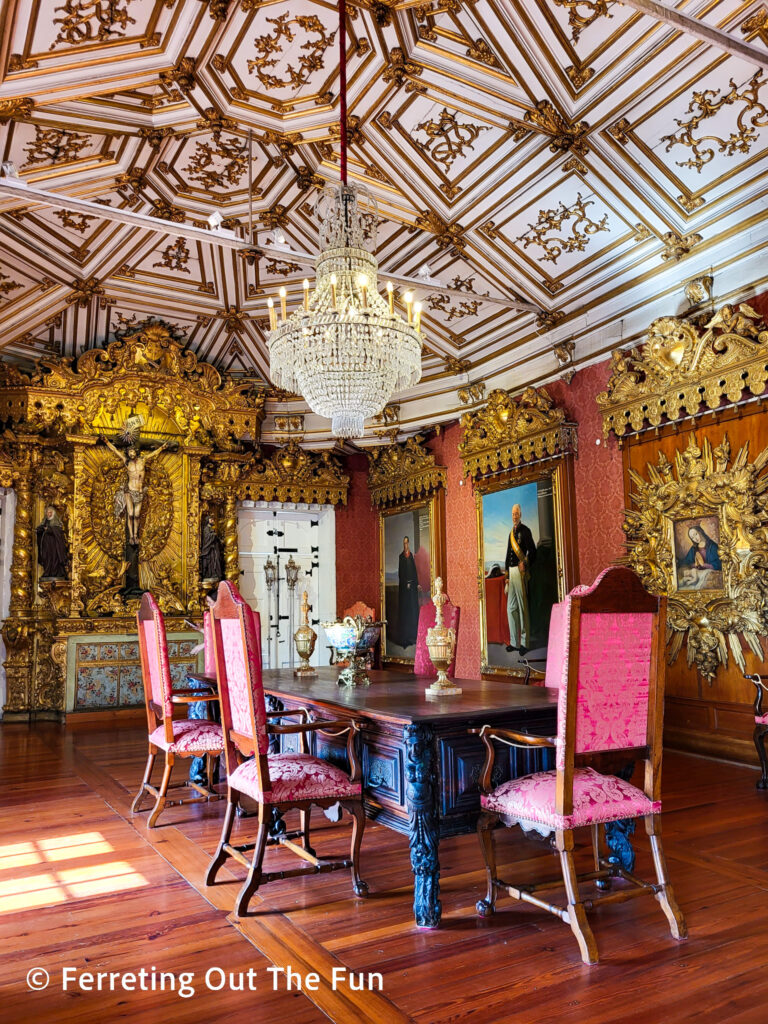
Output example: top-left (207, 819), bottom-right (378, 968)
top-left (404, 723), bottom-right (441, 928)
top-left (187, 675), bottom-right (216, 785)
top-left (604, 761), bottom-right (636, 872)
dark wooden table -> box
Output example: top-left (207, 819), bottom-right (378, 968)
top-left (261, 667), bottom-right (558, 928)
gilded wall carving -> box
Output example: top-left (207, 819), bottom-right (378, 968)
top-left (367, 436), bottom-right (446, 506)
top-left (597, 302), bottom-right (768, 438)
top-left (236, 441), bottom-right (349, 506)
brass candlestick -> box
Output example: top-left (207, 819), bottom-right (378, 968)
top-left (294, 590), bottom-right (317, 678)
top-left (425, 577), bottom-right (461, 697)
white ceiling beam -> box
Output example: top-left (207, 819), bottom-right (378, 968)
top-left (0, 178), bottom-right (539, 313)
top-left (620, 0), bottom-right (768, 68)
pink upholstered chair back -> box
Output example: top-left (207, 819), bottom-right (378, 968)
top-left (211, 581), bottom-right (271, 788)
top-left (551, 567), bottom-right (664, 774)
top-left (414, 598), bottom-right (460, 677)
top-left (137, 593), bottom-right (173, 722)
top-left (203, 609), bottom-right (216, 677)
top-left (344, 600), bottom-right (375, 621)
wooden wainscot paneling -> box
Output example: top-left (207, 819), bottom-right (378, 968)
top-left (599, 301), bottom-right (768, 763)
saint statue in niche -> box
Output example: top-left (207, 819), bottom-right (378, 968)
top-left (200, 513), bottom-right (225, 583)
top-left (36, 505), bottom-right (69, 580)
top-left (100, 436), bottom-right (171, 547)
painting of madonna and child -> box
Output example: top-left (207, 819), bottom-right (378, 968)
top-left (382, 506), bottom-right (432, 661)
top-left (481, 478), bottom-right (560, 671)
top-left (672, 515), bottom-right (724, 593)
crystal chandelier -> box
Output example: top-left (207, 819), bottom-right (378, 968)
top-left (265, 0), bottom-right (423, 439)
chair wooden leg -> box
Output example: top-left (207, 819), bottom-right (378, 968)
top-left (131, 748), bottom-right (156, 813)
top-left (300, 807), bottom-right (317, 859)
top-left (592, 823), bottom-right (612, 891)
top-left (147, 755), bottom-right (174, 828)
top-left (557, 829), bottom-right (598, 965)
top-left (475, 810), bottom-right (498, 917)
top-left (206, 793), bottom-right (239, 886)
top-left (234, 806), bottom-right (269, 918)
top-left (644, 814), bottom-right (688, 941)
top-left (754, 725), bottom-right (768, 790)
top-left (206, 752), bottom-right (216, 792)
top-left (348, 801), bottom-right (368, 897)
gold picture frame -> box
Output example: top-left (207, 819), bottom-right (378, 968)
top-left (379, 494), bottom-right (445, 666)
top-left (475, 459), bottom-right (577, 676)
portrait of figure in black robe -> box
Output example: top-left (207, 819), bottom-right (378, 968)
top-left (36, 505), bottom-right (69, 580)
top-left (397, 535), bottom-right (420, 648)
top-left (200, 514), bottom-right (225, 583)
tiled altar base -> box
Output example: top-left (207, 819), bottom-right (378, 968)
top-left (2, 722), bottom-right (768, 1023)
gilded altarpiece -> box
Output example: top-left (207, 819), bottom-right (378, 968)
top-left (0, 323), bottom-right (266, 718)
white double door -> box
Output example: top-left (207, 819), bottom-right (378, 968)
top-left (237, 502), bottom-right (336, 671)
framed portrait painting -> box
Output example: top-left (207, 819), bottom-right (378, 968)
top-left (475, 461), bottom-right (577, 675)
top-left (671, 514), bottom-right (724, 594)
top-left (379, 497), bottom-right (444, 664)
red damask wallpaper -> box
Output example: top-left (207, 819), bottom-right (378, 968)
top-left (334, 453), bottom-right (380, 617)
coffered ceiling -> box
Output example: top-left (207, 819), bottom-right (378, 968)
top-left (0, 0), bottom-right (766, 441)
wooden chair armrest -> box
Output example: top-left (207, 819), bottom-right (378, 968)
top-left (469, 724), bottom-right (557, 795)
top-left (171, 693), bottom-right (219, 705)
top-left (746, 673), bottom-right (768, 716)
top-left (265, 707), bottom-right (309, 722)
top-left (267, 718), bottom-right (355, 735)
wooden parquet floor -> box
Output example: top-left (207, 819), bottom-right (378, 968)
top-left (2, 720), bottom-right (768, 1024)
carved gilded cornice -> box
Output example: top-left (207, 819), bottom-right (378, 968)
top-left (459, 386), bottom-right (577, 478)
top-left (237, 441), bottom-right (349, 506)
top-left (0, 322), bottom-right (265, 448)
top-left (367, 436), bottom-right (446, 506)
top-left (597, 302), bottom-right (768, 438)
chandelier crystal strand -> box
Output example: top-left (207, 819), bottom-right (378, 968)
top-left (265, 0), bottom-right (423, 438)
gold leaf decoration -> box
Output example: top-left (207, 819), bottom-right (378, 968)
top-left (237, 441), bottom-right (348, 505)
top-left (367, 436), bottom-right (446, 506)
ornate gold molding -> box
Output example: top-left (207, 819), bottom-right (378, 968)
top-left (625, 434), bottom-right (768, 681)
top-left (459, 387), bottom-right (577, 478)
top-left (367, 436), bottom-right (446, 507)
top-left (597, 302), bottom-right (768, 438)
top-left (237, 441), bottom-right (349, 506)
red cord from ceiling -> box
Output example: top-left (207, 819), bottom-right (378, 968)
top-left (339, 0), bottom-right (347, 186)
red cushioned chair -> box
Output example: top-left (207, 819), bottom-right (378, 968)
top-left (132, 593), bottom-right (224, 828)
top-left (746, 673), bottom-right (768, 789)
top-left (413, 595), bottom-right (460, 677)
top-left (205, 580), bottom-right (369, 917)
top-left (473, 566), bottom-right (687, 964)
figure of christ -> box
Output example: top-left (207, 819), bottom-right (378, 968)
top-left (101, 437), bottom-right (170, 546)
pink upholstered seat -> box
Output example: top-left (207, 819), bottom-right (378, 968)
top-left (205, 581), bottom-right (369, 916)
top-left (149, 718), bottom-right (223, 754)
top-left (230, 753), bottom-right (362, 803)
top-left (131, 593), bottom-right (223, 828)
top-left (756, 713), bottom-right (768, 725)
top-left (413, 596), bottom-right (460, 677)
top-left (473, 566), bottom-right (687, 965)
top-left (481, 767), bottom-right (660, 830)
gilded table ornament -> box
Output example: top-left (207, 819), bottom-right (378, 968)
top-left (323, 616), bottom-right (384, 687)
top-left (294, 590), bottom-right (318, 678)
top-left (624, 433), bottom-right (768, 681)
top-left (425, 577), bottom-right (460, 697)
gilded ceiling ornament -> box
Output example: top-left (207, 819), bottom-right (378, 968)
top-left (465, 38), bottom-right (499, 67)
top-left (458, 381), bottom-right (485, 405)
top-left (607, 117), bottom-right (631, 144)
top-left (633, 222), bottom-right (652, 240)
top-left (414, 210), bottom-right (467, 255)
top-left (661, 70), bottom-right (768, 173)
top-left (624, 434), bottom-right (768, 681)
top-left (445, 354), bottom-right (471, 375)
top-left (660, 231), bottom-right (702, 261)
top-left (553, 339), bottom-right (576, 382)
top-left (0, 269), bottom-right (22, 298)
top-left (565, 64), bottom-right (595, 88)
top-left (248, 14), bottom-right (335, 90)
top-left (372, 1), bottom-right (394, 27)
top-left (199, 0), bottom-right (231, 19)
top-left (382, 48), bottom-right (425, 91)
top-left (524, 99), bottom-right (590, 154)
top-left (274, 414), bottom-right (305, 436)
top-left (260, 129), bottom-right (304, 159)
top-left (52, 0), bottom-right (137, 47)
top-left (149, 197), bottom-right (186, 222)
top-left (459, 386), bottom-right (577, 477)
top-left (0, 97), bottom-right (34, 124)
top-left (195, 107), bottom-right (237, 134)
top-left (68, 277), bottom-right (103, 307)
top-left (684, 275), bottom-right (713, 306)
top-left (160, 56), bottom-right (197, 95)
top-left (261, 204), bottom-right (289, 229)
top-left (677, 193), bottom-right (705, 212)
top-left (329, 115), bottom-right (364, 147)
top-left (295, 165), bottom-right (324, 192)
top-left (414, 108), bottom-right (490, 171)
top-left (53, 210), bottom-right (96, 233)
top-left (562, 155), bottom-right (588, 174)
top-left (597, 302), bottom-right (768, 438)
top-left (515, 192), bottom-right (609, 264)
top-left (23, 127), bottom-right (91, 168)
top-left (265, 258), bottom-right (302, 277)
top-left (427, 294), bottom-right (480, 321)
top-left (367, 436), bottom-right (446, 506)
top-left (536, 310), bottom-right (565, 331)
top-left (552, 0), bottom-right (611, 42)
top-left (185, 132), bottom-right (250, 190)
top-left (153, 238), bottom-right (191, 274)
top-left (741, 7), bottom-right (768, 45)
top-left (237, 441), bottom-right (349, 505)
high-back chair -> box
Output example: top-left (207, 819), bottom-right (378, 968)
top-left (205, 581), bottom-right (369, 917)
top-left (472, 566), bottom-right (687, 964)
top-left (132, 593), bottom-right (224, 827)
top-left (413, 596), bottom-right (460, 677)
